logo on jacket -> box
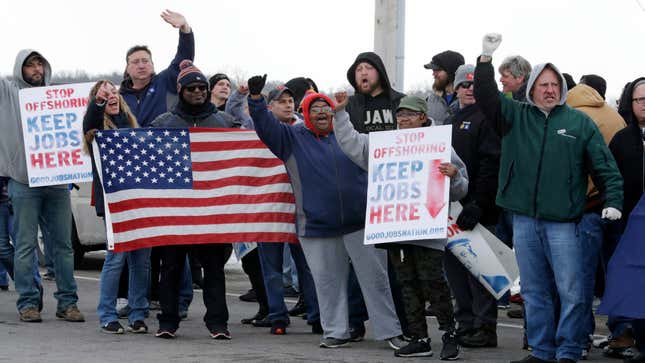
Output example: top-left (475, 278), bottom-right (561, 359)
top-left (460, 121), bottom-right (471, 130)
top-left (556, 129), bottom-right (576, 139)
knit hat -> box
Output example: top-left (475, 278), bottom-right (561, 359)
top-left (208, 73), bottom-right (230, 92)
top-left (300, 93), bottom-right (335, 137)
top-left (424, 50), bottom-right (465, 82)
top-left (267, 85), bottom-right (294, 103)
top-left (454, 64), bottom-right (475, 89)
top-left (397, 96), bottom-right (428, 114)
top-left (562, 73), bottom-right (577, 91)
top-left (580, 74), bottom-right (607, 100)
top-left (177, 59), bottom-right (208, 93)
top-left (285, 77), bottom-right (319, 110)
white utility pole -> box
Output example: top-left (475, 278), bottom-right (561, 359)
top-left (373, 0), bottom-right (405, 91)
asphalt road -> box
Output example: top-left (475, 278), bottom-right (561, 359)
top-left (0, 252), bottom-right (613, 363)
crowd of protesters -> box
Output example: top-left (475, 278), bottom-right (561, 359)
top-left (1, 9), bottom-right (644, 363)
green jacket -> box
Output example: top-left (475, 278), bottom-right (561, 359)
top-left (474, 59), bottom-right (623, 221)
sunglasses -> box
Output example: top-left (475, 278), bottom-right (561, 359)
top-left (458, 81), bottom-right (474, 89)
top-left (185, 85), bottom-right (207, 92)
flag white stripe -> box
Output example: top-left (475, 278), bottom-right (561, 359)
top-left (189, 131), bottom-right (260, 142)
top-left (193, 165), bottom-right (288, 181)
top-left (191, 149), bottom-right (279, 161)
top-left (114, 222), bottom-right (295, 242)
top-left (110, 202), bottom-right (295, 223)
top-left (105, 183), bottom-right (293, 203)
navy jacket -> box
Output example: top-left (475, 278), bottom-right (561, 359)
top-left (248, 97), bottom-right (368, 237)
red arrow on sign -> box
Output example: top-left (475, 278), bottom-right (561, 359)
top-left (426, 159), bottom-right (446, 218)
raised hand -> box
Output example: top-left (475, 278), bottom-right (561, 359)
top-left (161, 9), bottom-right (190, 33)
top-left (482, 33), bottom-right (502, 57)
top-left (334, 91), bottom-right (349, 111)
top-left (247, 74), bottom-right (267, 96)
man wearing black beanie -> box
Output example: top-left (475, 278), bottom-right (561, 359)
top-left (424, 50), bottom-right (465, 125)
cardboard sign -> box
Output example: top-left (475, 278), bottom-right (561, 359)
top-left (446, 202), bottom-right (519, 299)
top-left (19, 83), bottom-right (94, 186)
top-left (364, 126), bottom-right (452, 245)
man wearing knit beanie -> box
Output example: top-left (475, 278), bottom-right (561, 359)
top-left (150, 59), bottom-right (240, 341)
top-left (424, 50), bottom-right (465, 125)
top-left (209, 73), bottom-right (231, 111)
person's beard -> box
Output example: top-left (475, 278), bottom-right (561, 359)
top-left (25, 73), bottom-right (44, 87)
top-left (433, 77), bottom-right (449, 92)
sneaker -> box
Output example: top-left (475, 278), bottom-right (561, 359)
top-left (387, 335), bottom-right (410, 350)
top-left (270, 320), bottom-right (287, 335)
top-left (241, 311), bottom-right (267, 325)
top-left (349, 325), bottom-right (366, 342)
top-left (210, 328), bottom-right (231, 340)
top-left (19, 307), bottom-right (42, 323)
top-left (459, 327), bottom-right (497, 348)
top-left (43, 272), bottom-right (56, 281)
top-left (56, 305), bottom-right (85, 322)
top-left (149, 300), bottom-right (161, 310)
top-left (179, 310), bottom-right (188, 320)
top-left (439, 332), bottom-right (460, 360)
top-left (395, 338), bottom-right (433, 358)
top-left (239, 289), bottom-right (257, 302)
top-left (319, 337), bottom-right (349, 348)
top-left (155, 328), bottom-right (176, 339)
top-left (288, 295), bottom-right (307, 317)
top-left (127, 320), bottom-right (148, 334)
top-left (311, 321), bottom-right (323, 334)
top-left (510, 355), bottom-right (555, 363)
top-left (102, 321), bottom-right (125, 334)
top-left (251, 316), bottom-right (272, 328)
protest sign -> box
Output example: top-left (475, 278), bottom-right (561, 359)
top-left (19, 83), bottom-right (94, 187)
top-left (364, 125), bottom-right (452, 245)
top-left (446, 202), bottom-right (519, 299)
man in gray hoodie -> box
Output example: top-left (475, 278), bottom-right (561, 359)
top-left (0, 50), bottom-right (83, 323)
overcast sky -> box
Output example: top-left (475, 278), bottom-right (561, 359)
top-left (1, 0), bottom-right (644, 100)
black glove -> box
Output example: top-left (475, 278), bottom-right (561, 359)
top-left (456, 202), bottom-right (482, 230)
top-left (247, 74), bottom-right (267, 96)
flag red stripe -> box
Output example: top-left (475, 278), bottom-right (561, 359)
top-left (191, 140), bottom-right (267, 152)
top-left (112, 212), bottom-right (296, 233)
top-left (193, 174), bottom-right (291, 190)
top-left (192, 157), bottom-right (284, 171)
top-left (108, 192), bottom-right (295, 213)
top-left (112, 232), bottom-right (300, 252)
top-left (189, 127), bottom-right (254, 133)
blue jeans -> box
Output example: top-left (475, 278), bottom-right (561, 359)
top-left (513, 213), bottom-right (585, 361)
top-left (97, 247), bottom-right (151, 325)
top-left (0, 200), bottom-right (42, 286)
top-left (578, 212), bottom-right (604, 341)
top-left (282, 247), bottom-right (298, 290)
top-left (41, 222), bottom-right (55, 276)
top-left (257, 242), bottom-right (319, 324)
top-left (8, 180), bottom-right (78, 312)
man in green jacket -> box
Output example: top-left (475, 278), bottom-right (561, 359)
top-left (473, 33), bottom-right (623, 363)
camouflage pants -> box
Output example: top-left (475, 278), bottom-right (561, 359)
top-left (389, 245), bottom-right (456, 339)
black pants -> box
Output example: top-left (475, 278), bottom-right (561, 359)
top-left (158, 243), bottom-right (232, 331)
top-left (241, 248), bottom-right (269, 315)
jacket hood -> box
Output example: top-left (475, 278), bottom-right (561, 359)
top-left (618, 77), bottom-right (645, 126)
top-left (525, 62), bottom-right (568, 109)
top-left (301, 93), bottom-right (335, 138)
top-left (14, 49), bottom-right (51, 89)
top-left (347, 52), bottom-right (393, 96)
top-left (566, 84), bottom-right (604, 109)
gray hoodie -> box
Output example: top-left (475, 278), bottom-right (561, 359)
top-left (525, 62), bottom-right (568, 111)
top-left (333, 109), bottom-right (469, 250)
top-left (0, 49), bottom-right (53, 184)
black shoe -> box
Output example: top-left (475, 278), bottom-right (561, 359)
top-left (127, 320), bottom-right (148, 334)
top-left (251, 316), bottom-right (272, 328)
top-left (0, 285), bottom-right (8, 291)
top-left (510, 355), bottom-right (555, 363)
top-left (288, 295), bottom-right (307, 317)
top-left (270, 320), bottom-right (287, 335)
top-left (395, 338), bottom-right (433, 358)
top-left (241, 311), bottom-right (267, 325)
top-left (320, 337), bottom-right (349, 348)
top-left (101, 321), bottom-right (124, 334)
top-left (239, 289), bottom-right (257, 302)
top-left (283, 286), bottom-right (299, 298)
top-left (311, 321), bottom-right (323, 334)
top-left (349, 325), bottom-right (366, 342)
top-left (440, 332), bottom-right (461, 360)
top-left (210, 328), bottom-right (231, 340)
top-left (459, 327), bottom-right (498, 348)
top-left (155, 328), bottom-right (176, 339)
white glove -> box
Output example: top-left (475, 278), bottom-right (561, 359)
top-left (482, 33), bottom-right (502, 57)
top-left (601, 207), bottom-right (622, 220)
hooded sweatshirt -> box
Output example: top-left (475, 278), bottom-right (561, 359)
top-left (0, 49), bottom-right (56, 185)
top-left (609, 77), bottom-right (645, 222)
top-left (474, 58), bottom-right (623, 221)
top-left (346, 52), bottom-right (405, 133)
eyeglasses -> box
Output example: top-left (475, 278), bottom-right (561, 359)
top-left (310, 106), bottom-right (332, 113)
top-left (458, 81), bottom-right (473, 89)
top-left (633, 97), bottom-right (645, 105)
top-left (396, 110), bottom-right (422, 119)
top-left (185, 85), bottom-right (207, 92)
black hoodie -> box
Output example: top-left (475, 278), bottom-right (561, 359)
top-left (346, 52), bottom-right (405, 133)
top-left (609, 77), bottom-right (645, 223)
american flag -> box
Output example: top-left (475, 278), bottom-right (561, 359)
top-left (92, 127), bottom-right (298, 252)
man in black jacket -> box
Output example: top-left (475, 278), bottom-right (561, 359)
top-left (442, 64), bottom-right (501, 348)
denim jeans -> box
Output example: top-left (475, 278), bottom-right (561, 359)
top-left (97, 247), bottom-right (151, 325)
top-left (513, 213), bottom-right (585, 361)
top-left (282, 246), bottom-right (298, 290)
top-left (578, 212), bottom-right (605, 341)
top-left (257, 242), bottom-right (319, 323)
top-left (8, 180), bottom-right (77, 312)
